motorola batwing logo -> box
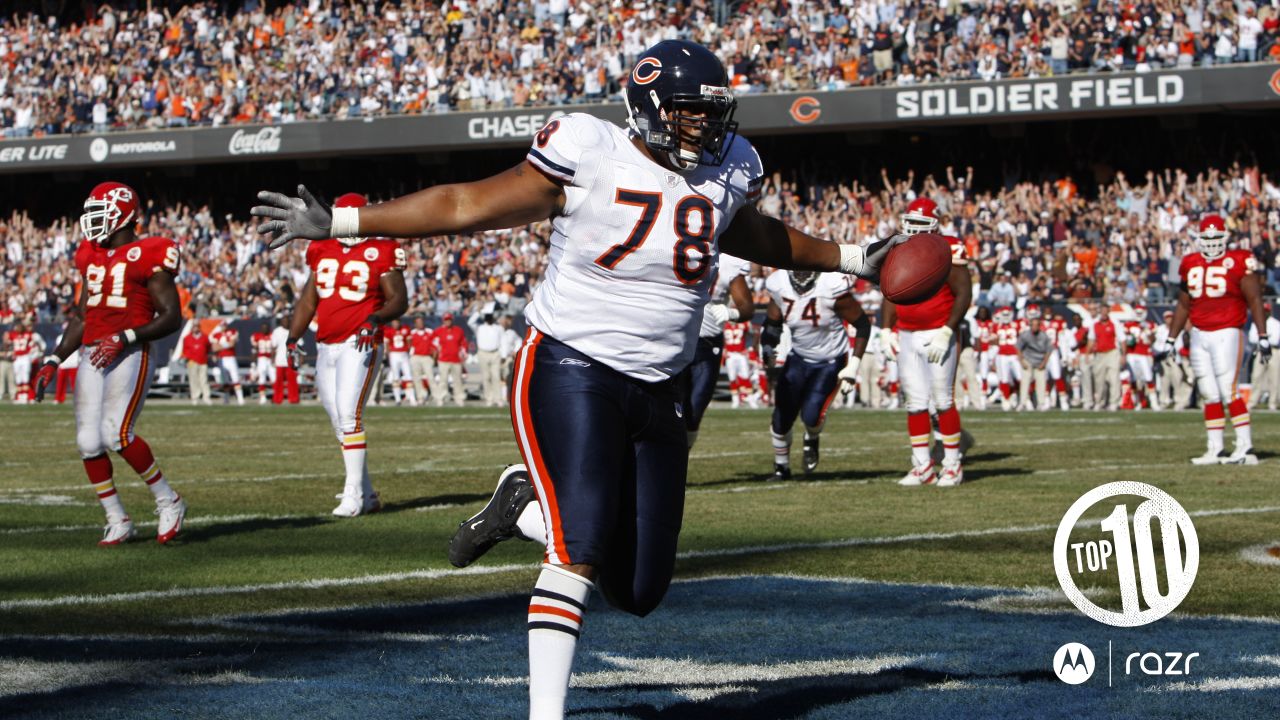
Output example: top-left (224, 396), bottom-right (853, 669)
top-left (1053, 643), bottom-right (1095, 685)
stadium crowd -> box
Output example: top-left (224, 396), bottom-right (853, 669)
top-left (2, 162), bottom-right (1277, 330)
top-left (2, 0), bottom-right (1279, 137)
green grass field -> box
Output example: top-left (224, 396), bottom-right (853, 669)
top-left (2, 403), bottom-right (1278, 718)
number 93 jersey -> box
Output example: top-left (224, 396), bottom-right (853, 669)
top-left (75, 236), bottom-right (181, 345)
top-left (764, 270), bottom-right (854, 363)
top-left (1178, 249), bottom-right (1256, 332)
top-left (524, 113), bottom-right (763, 382)
top-left (306, 238), bottom-right (407, 344)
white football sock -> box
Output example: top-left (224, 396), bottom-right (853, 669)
top-left (516, 500), bottom-right (546, 543)
top-left (528, 564), bottom-right (592, 720)
top-left (770, 429), bottom-right (791, 467)
top-left (341, 432), bottom-right (368, 498)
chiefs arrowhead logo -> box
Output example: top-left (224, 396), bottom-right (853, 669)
top-left (364, 247), bottom-right (379, 262)
top-left (790, 96), bottom-right (821, 124)
top-left (127, 247), bottom-right (142, 262)
top-left (1270, 69), bottom-right (1280, 97)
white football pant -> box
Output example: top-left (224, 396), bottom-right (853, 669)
top-left (316, 340), bottom-right (380, 437)
top-left (75, 344), bottom-right (153, 457)
top-left (898, 328), bottom-right (958, 412)
top-left (1127, 354), bottom-right (1154, 386)
top-left (1189, 327), bottom-right (1242, 404)
top-left (724, 351), bottom-right (750, 384)
top-left (219, 356), bottom-right (241, 385)
top-left (995, 354), bottom-right (1022, 386)
top-left (255, 357), bottom-right (276, 385)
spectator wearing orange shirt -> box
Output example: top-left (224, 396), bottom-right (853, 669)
top-left (1074, 240), bottom-right (1099, 277)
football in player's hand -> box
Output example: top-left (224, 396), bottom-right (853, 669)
top-left (878, 232), bottom-right (952, 305)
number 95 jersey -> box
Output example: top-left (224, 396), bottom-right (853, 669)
top-left (1178, 249), bottom-right (1256, 332)
top-left (524, 113), bottom-right (763, 382)
top-left (75, 236), bottom-right (181, 345)
top-left (306, 238), bottom-right (407, 344)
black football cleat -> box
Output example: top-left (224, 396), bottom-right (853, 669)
top-left (773, 463), bottom-right (792, 481)
top-left (448, 465), bottom-right (536, 568)
top-left (802, 434), bottom-right (820, 474)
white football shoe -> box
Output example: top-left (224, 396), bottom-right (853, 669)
top-left (332, 494), bottom-right (365, 517)
top-left (155, 494), bottom-right (187, 544)
top-left (936, 460), bottom-right (965, 487)
top-left (899, 462), bottom-right (937, 486)
top-left (1190, 449), bottom-right (1227, 465)
top-left (99, 516), bottom-right (136, 546)
top-left (1221, 446), bottom-right (1259, 465)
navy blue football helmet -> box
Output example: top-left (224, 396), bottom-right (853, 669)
top-left (789, 270), bottom-right (818, 296)
top-left (625, 40), bottom-right (738, 170)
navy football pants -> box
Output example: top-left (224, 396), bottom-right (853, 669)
top-left (683, 335), bottom-right (723, 433)
top-left (770, 353), bottom-right (845, 436)
top-left (510, 328), bottom-right (687, 617)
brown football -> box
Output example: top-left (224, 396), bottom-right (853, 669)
top-left (880, 233), bottom-right (952, 304)
top-left (878, 232), bottom-right (952, 305)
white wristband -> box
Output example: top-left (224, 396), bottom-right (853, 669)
top-left (331, 206), bottom-right (361, 239)
top-left (727, 307), bottom-right (740, 322)
top-left (837, 244), bottom-right (865, 276)
top-left (123, 329), bottom-right (137, 344)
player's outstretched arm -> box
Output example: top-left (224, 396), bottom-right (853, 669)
top-left (252, 163), bottom-right (565, 249)
top-left (719, 205), bottom-right (904, 281)
top-left (36, 296), bottom-right (87, 401)
top-left (836, 295), bottom-right (871, 358)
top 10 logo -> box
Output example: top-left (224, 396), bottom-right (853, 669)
top-left (1054, 481), bottom-right (1199, 628)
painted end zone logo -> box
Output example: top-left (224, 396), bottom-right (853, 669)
top-left (896, 75), bottom-right (1185, 119)
top-left (1054, 481), bottom-right (1198, 627)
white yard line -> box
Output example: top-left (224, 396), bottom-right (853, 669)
top-left (5, 505), bottom-right (1278, 611)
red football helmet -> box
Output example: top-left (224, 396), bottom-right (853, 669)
top-left (1196, 214), bottom-right (1228, 259)
top-left (996, 306), bottom-right (1014, 323)
top-left (1026, 305), bottom-right (1042, 319)
top-left (900, 197), bottom-right (939, 235)
top-left (334, 192), bottom-right (368, 246)
top-left (80, 182), bottom-right (140, 245)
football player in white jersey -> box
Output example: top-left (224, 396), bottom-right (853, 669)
top-left (253, 40), bottom-right (919, 720)
top-left (761, 270), bottom-right (868, 477)
top-left (685, 253), bottom-right (754, 447)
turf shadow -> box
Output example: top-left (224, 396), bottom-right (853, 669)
top-left (960, 451), bottom-right (1014, 464)
top-left (692, 468), bottom-right (893, 487)
top-left (173, 515), bottom-right (330, 544)
top-left (377, 493), bottom-right (491, 514)
top-left (958, 466), bottom-right (1033, 484)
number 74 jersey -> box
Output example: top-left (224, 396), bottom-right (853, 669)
top-left (75, 236), bottom-right (181, 345)
top-left (1178, 249), bottom-right (1257, 331)
top-left (306, 238), bottom-right (407, 344)
top-left (523, 113), bottom-right (763, 382)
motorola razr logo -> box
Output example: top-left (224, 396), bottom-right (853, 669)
top-left (1053, 643), bottom-right (1096, 685)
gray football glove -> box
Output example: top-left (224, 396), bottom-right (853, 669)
top-left (859, 233), bottom-right (910, 283)
top-left (251, 185), bottom-right (333, 250)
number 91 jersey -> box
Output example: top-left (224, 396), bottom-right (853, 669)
top-left (75, 236), bottom-right (181, 345)
top-left (1178, 249), bottom-right (1256, 331)
top-left (306, 238), bottom-right (407, 344)
top-left (524, 113), bottom-right (763, 382)
top-left (764, 270), bottom-right (854, 363)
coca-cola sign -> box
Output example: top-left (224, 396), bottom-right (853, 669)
top-left (228, 127), bottom-right (283, 155)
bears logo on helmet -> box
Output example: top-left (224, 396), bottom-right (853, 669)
top-left (80, 181), bottom-right (140, 245)
top-left (625, 40), bottom-right (738, 171)
top-left (1196, 214), bottom-right (1228, 259)
top-left (900, 198), bottom-right (939, 235)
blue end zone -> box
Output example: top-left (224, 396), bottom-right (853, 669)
top-left (2, 576), bottom-right (1278, 719)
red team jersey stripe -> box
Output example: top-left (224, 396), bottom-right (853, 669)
top-left (511, 328), bottom-right (571, 565)
top-left (118, 345), bottom-right (151, 449)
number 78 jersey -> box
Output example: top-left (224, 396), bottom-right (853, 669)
top-left (306, 238), bottom-right (407, 344)
top-left (524, 113), bottom-right (763, 382)
top-left (1178, 249), bottom-right (1255, 331)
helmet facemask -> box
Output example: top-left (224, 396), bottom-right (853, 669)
top-left (899, 212), bottom-right (938, 236)
top-left (79, 189), bottom-right (137, 246)
top-left (1197, 229), bottom-right (1227, 259)
top-left (789, 270), bottom-right (818, 296)
top-left (629, 91), bottom-right (738, 172)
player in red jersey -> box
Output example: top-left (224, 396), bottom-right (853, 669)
top-left (33, 182), bottom-right (186, 545)
top-left (1044, 311), bottom-right (1071, 410)
top-left (211, 322), bottom-right (244, 405)
top-left (1157, 214), bottom-right (1271, 464)
top-left (5, 320), bottom-right (41, 404)
top-left (992, 306), bottom-right (1023, 410)
top-left (251, 323), bottom-right (275, 405)
top-left (878, 198), bottom-right (973, 487)
top-left (382, 318), bottom-right (417, 405)
top-left (1123, 306), bottom-right (1156, 410)
top-left (285, 193), bottom-right (409, 516)
top-left (722, 320), bottom-right (754, 407)
top-left (409, 317), bottom-right (435, 402)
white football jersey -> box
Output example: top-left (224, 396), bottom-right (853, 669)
top-left (699, 253), bottom-right (751, 339)
top-left (524, 113), bottom-right (763, 381)
top-left (764, 270), bottom-right (854, 362)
